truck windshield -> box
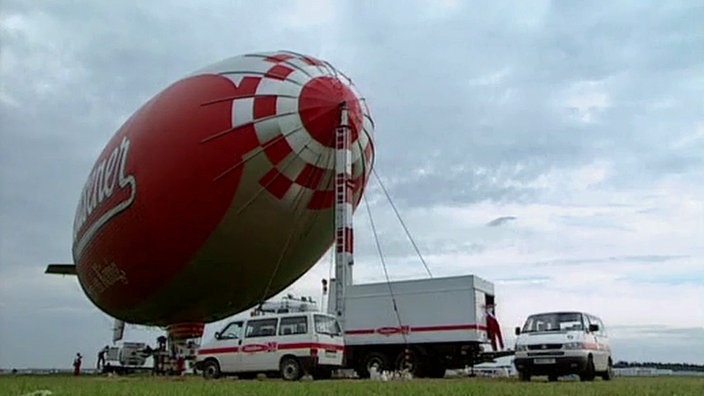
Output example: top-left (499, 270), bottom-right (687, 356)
top-left (522, 312), bottom-right (584, 333)
top-left (314, 314), bottom-right (341, 336)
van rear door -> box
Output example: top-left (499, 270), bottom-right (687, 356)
top-left (313, 314), bottom-right (344, 365)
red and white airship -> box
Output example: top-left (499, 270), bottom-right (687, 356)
top-left (47, 51), bottom-right (374, 340)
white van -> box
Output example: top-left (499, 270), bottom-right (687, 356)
top-left (196, 311), bottom-right (344, 380)
top-left (513, 311), bottom-right (613, 381)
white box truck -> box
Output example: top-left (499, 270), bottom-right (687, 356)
top-left (328, 274), bottom-right (508, 378)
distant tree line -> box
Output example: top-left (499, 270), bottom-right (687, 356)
top-left (614, 361), bottom-right (704, 372)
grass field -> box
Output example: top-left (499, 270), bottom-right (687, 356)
top-left (1, 375), bottom-right (702, 396)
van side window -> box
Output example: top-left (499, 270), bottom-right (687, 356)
top-left (279, 316), bottom-right (308, 336)
top-left (245, 318), bottom-right (278, 338)
top-left (220, 321), bottom-right (243, 339)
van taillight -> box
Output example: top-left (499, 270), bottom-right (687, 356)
top-left (310, 348), bottom-right (318, 357)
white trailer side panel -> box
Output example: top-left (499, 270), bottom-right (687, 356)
top-left (342, 275), bottom-right (494, 346)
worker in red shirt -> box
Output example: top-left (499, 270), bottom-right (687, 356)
top-left (486, 306), bottom-right (504, 351)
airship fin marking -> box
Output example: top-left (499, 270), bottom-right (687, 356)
top-left (259, 168), bottom-right (294, 199)
top-left (200, 122), bottom-right (258, 147)
top-left (210, 121), bottom-right (303, 183)
top-left (264, 64), bottom-right (295, 81)
top-left (295, 163), bottom-right (326, 190)
top-left (263, 53), bottom-right (295, 63)
top-left (198, 75), bottom-right (262, 107)
top-left (45, 264), bottom-right (77, 275)
top-left (253, 95), bottom-right (278, 120)
top-left (260, 51), bottom-right (321, 78)
top-left (262, 135), bottom-right (294, 165)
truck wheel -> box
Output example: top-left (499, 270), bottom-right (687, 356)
top-left (601, 358), bottom-right (614, 381)
top-left (579, 357), bottom-right (595, 381)
top-left (361, 352), bottom-right (389, 378)
top-left (280, 357), bottom-right (302, 381)
top-left (394, 350), bottom-right (418, 376)
top-left (548, 374), bottom-right (558, 382)
top-left (202, 359), bottom-right (221, 380)
top-left (519, 371), bottom-right (531, 381)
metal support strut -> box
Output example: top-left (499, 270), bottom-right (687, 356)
top-left (333, 102), bottom-right (353, 330)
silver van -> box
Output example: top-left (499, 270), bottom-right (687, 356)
top-left (514, 311), bottom-right (613, 381)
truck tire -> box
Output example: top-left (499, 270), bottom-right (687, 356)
top-left (519, 371), bottom-right (531, 381)
top-left (360, 352), bottom-right (389, 378)
top-left (394, 350), bottom-right (418, 376)
top-left (548, 374), bottom-right (559, 382)
top-left (579, 356), bottom-right (595, 381)
top-left (202, 359), bottom-right (221, 380)
top-left (280, 357), bottom-right (303, 381)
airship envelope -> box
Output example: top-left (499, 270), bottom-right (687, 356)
top-left (71, 51), bottom-right (374, 335)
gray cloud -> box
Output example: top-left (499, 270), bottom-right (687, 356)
top-left (486, 216), bottom-right (517, 227)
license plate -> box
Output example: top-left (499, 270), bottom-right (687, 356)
top-left (534, 358), bottom-right (556, 364)
top-left (325, 350), bottom-right (337, 356)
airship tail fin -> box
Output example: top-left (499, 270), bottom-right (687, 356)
top-left (45, 264), bottom-right (77, 275)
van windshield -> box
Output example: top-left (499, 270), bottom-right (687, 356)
top-left (522, 312), bottom-right (584, 333)
top-left (314, 314), bottom-right (341, 336)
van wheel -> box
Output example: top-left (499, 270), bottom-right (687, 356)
top-left (601, 358), bottom-right (614, 380)
top-left (202, 359), bottom-right (221, 379)
top-left (519, 371), bottom-right (531, 381)
top-left (280, 357), bottom-right (302, 381)
top-left (580, 357), bottom-right (595, 381)
top-left (362, 352), bottom-right (389, 378)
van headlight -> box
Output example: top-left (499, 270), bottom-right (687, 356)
top-left (515, 344), bottom-right (528, 351)
top-left (563, 342), bottom-right (584, 350)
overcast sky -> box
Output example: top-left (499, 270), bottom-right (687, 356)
top-left (1, 0), bottom-right (702, 369)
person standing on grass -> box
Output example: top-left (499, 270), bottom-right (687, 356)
top-left (73, 353), bottom-right (83, 376)
top-left (97, 346), bottom-right (108, 370)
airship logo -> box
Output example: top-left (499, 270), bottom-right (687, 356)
top-left (73, 136), bottom-right (136, 259)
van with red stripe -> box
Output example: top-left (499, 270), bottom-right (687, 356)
top-left (195, 311), bottom-right (344, 380)
top-left (513, 311), bottom-right (613, 381)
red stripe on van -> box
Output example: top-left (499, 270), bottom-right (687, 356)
top-left (198, 342), bottom-right (344, 355)
top-left (197, 346), bottom-right (239, 354)
top-left (278, 342), bottom-right (344, 351)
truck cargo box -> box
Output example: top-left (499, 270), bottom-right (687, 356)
top-left (338, 274), bottom-right (495, 346)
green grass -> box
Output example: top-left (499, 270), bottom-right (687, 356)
top-left (1, 375), bottom-right (702, 396)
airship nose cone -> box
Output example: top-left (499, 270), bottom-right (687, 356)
top-left (299, 76), bottom-right (363, 147)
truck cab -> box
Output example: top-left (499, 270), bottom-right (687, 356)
top-left (513, 311), bottom-right (613, 381)
top-left (196, 311), bottom-right (344, 380)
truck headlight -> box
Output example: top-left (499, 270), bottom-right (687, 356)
top-left (563, 342), bottom-right (584, 350)
top-left (515, 344), bottom-right (528, 351)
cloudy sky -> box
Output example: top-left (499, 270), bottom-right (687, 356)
top-left (1, 0), bottom-right (702, 369)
